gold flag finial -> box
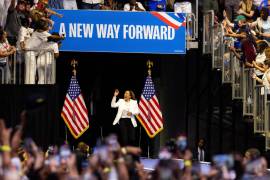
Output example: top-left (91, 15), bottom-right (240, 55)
top-left (147, 60), bottom-right (153, 76)
top-left (71, 59), bottom-right (78, 76)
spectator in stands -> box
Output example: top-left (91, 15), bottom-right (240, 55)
top-left (253, 40), bottom-right (268, 77)
top-left (229, 27), bottom-right (257, 68)
top-left (0, 26), bottom-right (16, 58)
top-left (250, 7), bottom-right (270, 41)
top-left (148, 0), bottom-right (166, 11)
top-left (24, 20), bottom-right (51, 84)
top-left (238, 0), bottom-right (256, 22)
top-left (30, 0), bottom-right (63, 29)
top-left (0, 26), bottom-right (16, 83)
top-left (225, 0), bottom-right (241, 21)
top-left (48, 0), bottom-right (64, 9)
top-left (0, 0), bottom-right (11, 27)
top-left (62, 0), bottom-right (78, 9)
top-left (5, 0), bottom-right (26, 46)
top-left (16, 17), bottom-right (34, 51)
top-left (252, 58), bottom-right (270, 94)
top-left (80, 0), bottom-right (103, 9)
top-left (36, 32), bottom-right (63, 84)
top-left (223, 11), bottom-right (248, 41)
top-left (123, 0), bottom-right (146, 11)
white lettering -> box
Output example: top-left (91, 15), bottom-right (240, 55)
top-left (128, 25), bottom-right (136, 39)
top-left (136, 25), bottom-right (143, 39)
top-left (59, 23), bottom-right (66, 37)
top-left (96, 24), bottom-right (107, 38)
top-left (69, 23), bottom-right (76, 37)
top-left (153, 26), bottom-right (160, 40)
top-left (83, 24), bottom-right (94, 38)
top-left (113, 24), bottom-right (120, 39)
top-left (77, 23), bottom-right (82, 38)
top-left (143, 25), bottom-right (154, 39)
top-left (123, 25), bottom-right (128, 39)
top-left (168, 26), bottom-right (175, 40)
top-left (160, 26), bottom-right (167, 40)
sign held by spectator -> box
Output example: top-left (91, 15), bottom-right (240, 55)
top-left (51, 10), bottom-right (186, 54)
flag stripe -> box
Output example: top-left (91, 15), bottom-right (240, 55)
top-left (62, 107), bottom-right (79, 135)
top-left (137, 114), bottom-right (154, 135)
top-left (149, 99), bottom-right (163, 126)
top-left (61, 76), bottom-right (89, 139)
top-left (150, 11), bottom-right (182, 29)
top-left (68, 95), bottom-right (88, 127)
top-left (140, 97), bottom-right (158, 132)
top-left (138, 105), bottom-right (156, 134)
top-left (65, 97), bottom-right (84, 132)
top-left (61, 112), bottom-right (78, 136)
top-left (138, 76), bottom-right (163, 138)
top-left (74, 99), bottom-right (88, 127)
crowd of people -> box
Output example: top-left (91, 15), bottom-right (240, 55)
top-left (0, 0), bottom-right (64, 84)
top-left (220, 0), bottom-right (270, 92)
top-left (1, 114), bottom-right (270, 179)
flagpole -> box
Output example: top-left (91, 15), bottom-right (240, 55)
top-left (146, 60), bottom-right (153, 158)
top-left (71, 59), bottom-right (78, 144)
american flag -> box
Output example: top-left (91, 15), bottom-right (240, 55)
top-left (61, 76), bottom-right (89, 139)
top-left (137, 76), bottom-right (163, 138)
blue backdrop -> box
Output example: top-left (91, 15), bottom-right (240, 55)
top-left (51, 10), bottom-right (186, 54)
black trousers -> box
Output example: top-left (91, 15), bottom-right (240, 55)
top-left (118, 118), bottom-right (136, 146)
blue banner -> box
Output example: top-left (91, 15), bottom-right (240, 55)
top-left (51, 10), bottom-right (186, 54)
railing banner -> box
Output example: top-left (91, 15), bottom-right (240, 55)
top-left (51, 10), bottom-right (186, 54)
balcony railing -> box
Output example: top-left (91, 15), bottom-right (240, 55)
top-left (0, 49), bottom-right (56, 85)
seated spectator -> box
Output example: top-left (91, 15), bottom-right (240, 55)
top-left (238, 0), bottom-right (256, 22)
top-left (250, 7), bottom-right (270, 41)
top-left (148, 0), bottom-right (166, 11)
top-left (80, 0), bottom-right (103, 9)
top-left (124, 0), bottom-right (146, 11)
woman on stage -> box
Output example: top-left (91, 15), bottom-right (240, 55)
top-left (111, 89), bottom-right (139, 146)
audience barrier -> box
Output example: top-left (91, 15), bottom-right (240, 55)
top-left (203, 10), bottom-right (270, 150)
top-left (0, 50), bottom-right (56, 85)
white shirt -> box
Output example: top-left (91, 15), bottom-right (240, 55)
top-left (82, 0), bottom-right (103, 4)
top-left (25, 31), bottom-right (51, 50)
top-left (198, 147), bottom-right (205, 162)
top-left (123, 2), bottom-right (146, 11)
top-left (255, 52), bottom-right (266, 76)
top-left (40, 42), bottom-right (59, 54)
top-left (16, 27), bottom-right (34, 50)
top-left (0, 0), bottom-right (11, 27)
top-left (253, 0), bottom-right (263, 6)
top-left (63, 0), bottom-right (78, 9)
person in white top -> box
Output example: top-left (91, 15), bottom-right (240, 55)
top-left (24, 20), bottom-right (52, 84)
top-left (0, 0), bottom-right (11, 27)
top-left (253, 58), bottom-right (270, 95)
top-left (252, 40), bottom-right (268, 78)
top-left (250, 7), bottom-right (270, 41)
top-left (0, 27), bottom-right (16, 83)
top-left (81, 0), bottom-right (103, 9)
top-left (36, 33), bottom-right (62, 84)
top-left (111, 89), bottom-right (139, 146)
top-left (124, 0), bottom-right (146, 11)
